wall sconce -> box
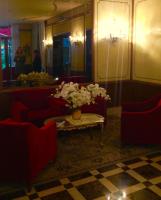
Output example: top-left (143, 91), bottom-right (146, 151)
top-left (69, 33), bottom-right (84, 45)
top-left (43, 39), bottom-right (53, 46)
top-left (100, 17), bottom-right (128, 44)
top-left (109, 33), bottom-right (120, 43)
top-left (109, 31), bottom-right (127, 43)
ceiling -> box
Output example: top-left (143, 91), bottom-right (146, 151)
top-left (0, 0), bottom-right (87, 26)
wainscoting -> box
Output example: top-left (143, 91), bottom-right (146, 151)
top-left (101, 80), bottom-right (161, 106)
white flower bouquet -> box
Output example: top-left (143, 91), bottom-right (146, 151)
top-left (54, 82), bottom-right (110, 109)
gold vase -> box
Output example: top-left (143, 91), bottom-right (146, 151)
top-left (72, 109), bottom-right (81, 120)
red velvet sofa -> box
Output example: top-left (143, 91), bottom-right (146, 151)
top-left (121, 93), bottom-right (161, 144)
top-left (10, 88), bottom-right (69, 125)
top-left (0, 119), bottom-right (57, 184)
top-left (10, 88), bottom-right (108, 124)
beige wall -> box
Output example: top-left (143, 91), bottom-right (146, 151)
top-left (45, 14), bottom-right (92, 73)
top-left (94, 0), bottom-right (131, 82)
top-left (133, 0), bottom-right (161, 84)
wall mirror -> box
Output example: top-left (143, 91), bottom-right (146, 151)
top-left (0, 0), bottom-right (93, 86)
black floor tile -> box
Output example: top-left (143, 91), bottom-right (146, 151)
top-left (95, 174), bottom-right (104, 179)
top-left (143, 181), bottom-right (153, 187)
top-left (157, 161), bottom-right (161, 165)
top-left (146, 152), bottom-right (161, 159)
top-left (68, 171), bottom-right (92, 182)
top-left (121, 166), bottom-right (130, 171)
top-left (134, 165), bottom-right (161, 180)
top-left (29, 193), bottom-right (39, 200)
top-left (77, 180), bottom-right (110, 200)
top-left (35, 180), bottom-right (61, 191)
top-left (0, 189), bottom-right (26, 200)
top-left (123, 158), bottom-right (142, 165)
top-left (156, 182), bottom-right (161, 189)
top-left (64, 183), bottom-right (73, 189)
top-left (97, 164), bottom-right (117, 173)
top-left (42, 190), bottom-right (73, 200)
top-left (129, 188), bottom-right (161, 200)
top-left (107, 172), bottom-right (139, 189)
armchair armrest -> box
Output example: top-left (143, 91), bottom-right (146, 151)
top-left (27, 121), bottom-right (57, 180)
top-left (122, 94), bottom-right (161, 112)
top-left (121, 106), bottom-right (161, 136)
top-left (11, 101), bottom-right (29, 121)
top-left (40, 121), bottom-right (57, 132)
top-left (122, 104), bottom-right (161, 116)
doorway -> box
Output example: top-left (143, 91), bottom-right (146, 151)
top-left (53, 33), bottom-right (71, 77)
top-left (85, 29), bottom-right (92, 81)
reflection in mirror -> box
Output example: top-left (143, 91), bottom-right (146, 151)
top-left (0, 1), bottom-right (92, 87)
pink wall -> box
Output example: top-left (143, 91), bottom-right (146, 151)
top-left (0, 27), bottom-right (11, 37)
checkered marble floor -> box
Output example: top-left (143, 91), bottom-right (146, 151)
top-left (1, 151), bottom-right (161, 200)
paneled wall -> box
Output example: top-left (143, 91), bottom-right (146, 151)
top-left (94, 0), bottom-right (131, 82)
top-left (133, 0), bottom-right (161, 84)
top-left (45, 0), bottom-right (161, 86)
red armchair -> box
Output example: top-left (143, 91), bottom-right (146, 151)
top-left (0, 119), bottom-right (57, 185)
top-left (121, 94), bottom-right (161, 144)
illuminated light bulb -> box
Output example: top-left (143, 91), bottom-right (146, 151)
top-left (43, 39), bottom-right (53, 46)
top-left (69, 33), bottom-right (84, 44)
top-left (106, 194), bottom-right (111, 200)
top-left (122, 191), bottom-right (126, 198)
top-left (55, 77), bottom-right (59, 81)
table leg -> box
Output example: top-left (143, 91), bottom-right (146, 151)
top-left (89, 127), bottom-right (94, 140)
top-left (100, 122), bottom-right (104, 146)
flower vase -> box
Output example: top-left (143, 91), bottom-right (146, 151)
top-left (72, 109), bottom-right (81, 120)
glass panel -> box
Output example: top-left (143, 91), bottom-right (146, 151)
top-left (0, 40), bottom-right (6, 69)
top-left (8, 39), bottom-right (12, 67)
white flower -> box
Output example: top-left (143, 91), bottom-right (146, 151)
top-left (54, 82), bottom-right (110, 109)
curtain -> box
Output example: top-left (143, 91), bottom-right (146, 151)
top-left (46, 46), bottom-right (53, 75)
top-left (32, 22), bottom-right (46, 70)
top-left (32, 23), bottom-right (39, 51)
top-left (38, 22), bottom-right (46, 70)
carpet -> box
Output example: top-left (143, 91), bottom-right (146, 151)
top-left (0, 107), bottom-right (160, 194)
